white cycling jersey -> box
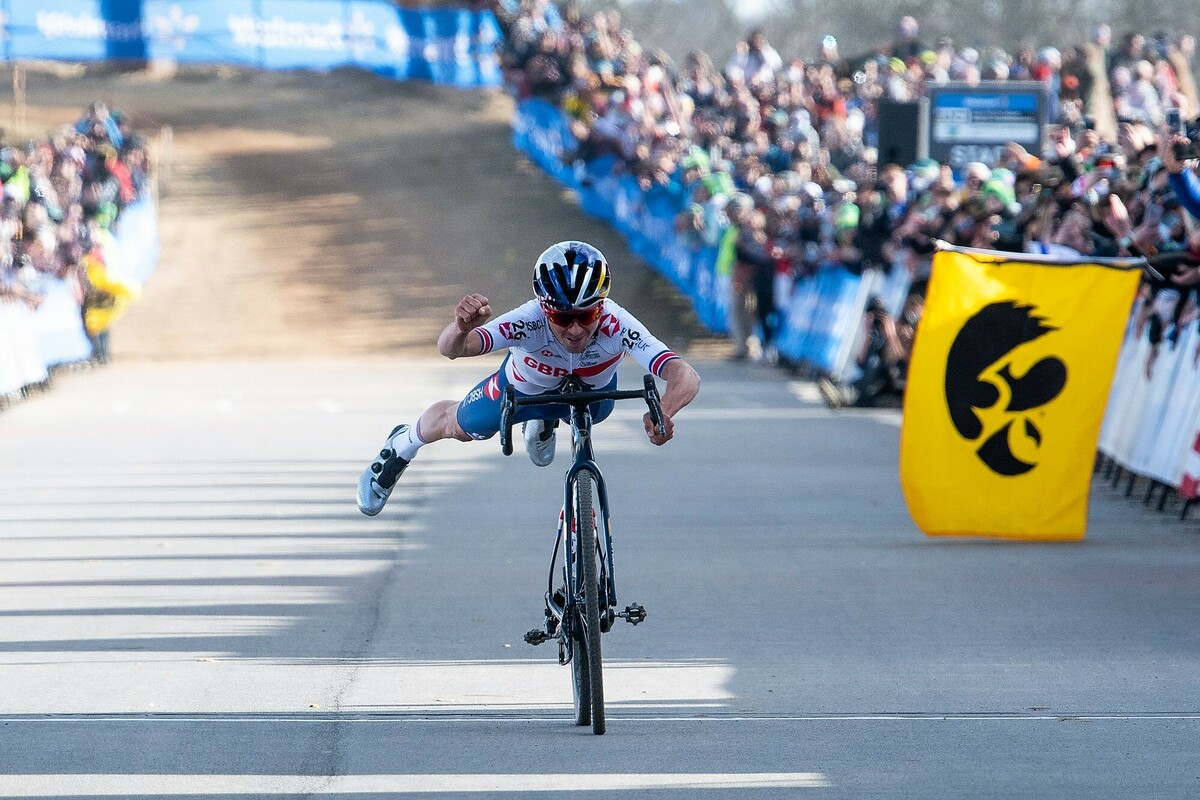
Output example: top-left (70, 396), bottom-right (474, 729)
top-left (473, 299), bottom-right (678, 392)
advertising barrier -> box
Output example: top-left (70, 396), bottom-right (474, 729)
top-left (1099, 301), bottom-right (1200, 492)
top-left (2, 0), bottom-right (502, 88)
top-left (0, 196), bottom-right (158, 400)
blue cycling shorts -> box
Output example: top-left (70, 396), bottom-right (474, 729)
top-left (456, 354), bottom-right (617, 440)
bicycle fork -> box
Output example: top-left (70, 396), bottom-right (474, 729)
top-left (524, 501), bottom-right (645, 655)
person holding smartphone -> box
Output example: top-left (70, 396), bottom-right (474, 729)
top-left (1162, 107), bottom-right (1200, 220)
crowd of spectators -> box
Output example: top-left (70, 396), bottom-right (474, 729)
top-left (494, 0), bottom-right (1200, 409)
top-left (0, 101), bottom-right (150, 375)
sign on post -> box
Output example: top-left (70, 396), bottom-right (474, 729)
top-left (926, 82), bottom-right (1047, 173)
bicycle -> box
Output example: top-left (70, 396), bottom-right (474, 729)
top-left (499, 373), bottom-right (665, 735)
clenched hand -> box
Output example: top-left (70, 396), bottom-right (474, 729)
top-left (455, 293), bottom-right (492, 332)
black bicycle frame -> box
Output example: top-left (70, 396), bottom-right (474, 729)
top-left (559, 404), bottom-right (614, 625)
top-left (500, 374), bottom-right (664, 655)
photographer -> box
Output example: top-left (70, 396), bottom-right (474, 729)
top-left (821, 292), bottom-right (923, 409)
top-left (854, 293), bottom-right (921, 407)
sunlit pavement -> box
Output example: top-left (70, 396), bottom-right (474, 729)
top-left (1, 358), bottom-right (1198, 798)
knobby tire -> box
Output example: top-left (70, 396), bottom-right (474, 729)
top-left (575, 470), bottom-right (605, 734)
top-left (570, 521), bottom-right (591, 727)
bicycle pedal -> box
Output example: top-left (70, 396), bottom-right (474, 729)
top-left (524, 629), bottom-right (551, 646)
top-left (618, 603), bottom-right (647, 625)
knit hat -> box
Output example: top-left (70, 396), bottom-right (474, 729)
top-left (834, 201), bottom-right (861, 229)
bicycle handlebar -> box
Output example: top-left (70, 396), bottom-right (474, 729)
top-left (499, 374), bottom-right (666, 456)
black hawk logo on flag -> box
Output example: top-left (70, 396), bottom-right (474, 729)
top-left (944, 301), bottom-right (1068, 476)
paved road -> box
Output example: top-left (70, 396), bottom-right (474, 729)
top-left (1, 358), bottom-right (1197, 798)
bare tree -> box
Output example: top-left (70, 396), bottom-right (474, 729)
top-left (580, 0), bottom-right (1199, 74)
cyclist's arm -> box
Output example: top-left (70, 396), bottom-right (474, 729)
top-left (659, 357), bottom-right (701, 419)
top-left (438, 293), bottom-right (491, 359)
top-left (643, 357), bottom-right (700, 446)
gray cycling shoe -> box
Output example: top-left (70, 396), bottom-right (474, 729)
top-left (357, 425), bottom-right (410, 516)
top-left (522, 418), bottom-right (557, 467)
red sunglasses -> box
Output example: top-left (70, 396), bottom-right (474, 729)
top-left (543, 302), bottom-right (603, 327)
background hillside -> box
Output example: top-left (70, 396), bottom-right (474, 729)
top-left (4, 63), bottom-right (716, 361)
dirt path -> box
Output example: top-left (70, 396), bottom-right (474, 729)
top-left (4, 63), bottom-right (722, 361)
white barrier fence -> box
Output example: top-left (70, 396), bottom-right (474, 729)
top-left (0, 197), bottom-right (157, 403)
top-left (0, 298), bottom-right (50, 397)
top-left (1098, 295), bottom-right (1200, 501)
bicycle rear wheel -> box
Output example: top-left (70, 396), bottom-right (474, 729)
top-left (574, 470), bottom-right (605, 735)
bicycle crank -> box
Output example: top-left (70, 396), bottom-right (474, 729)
top-left (617, 603), bottom-right (647, 625)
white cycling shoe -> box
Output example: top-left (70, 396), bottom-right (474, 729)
top-left (357, 425), bottom-right (410, 516)
top-left (522, 418), bottom-right (557, 467)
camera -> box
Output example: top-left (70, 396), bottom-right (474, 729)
top-left (1175, 138), bottom-right (1200, 161)
top-left (1166, 108), bottom-right (1200, 160)
top-left (866, 297), bottom-right (887, 331)
top-left (1166, 107), bottom-right (1185, 136)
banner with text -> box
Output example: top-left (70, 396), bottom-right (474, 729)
top-left (1, 0), bottom-right (502, 88)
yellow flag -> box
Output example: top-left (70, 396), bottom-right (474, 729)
top-left (900, 245), bottom-right (1141, 540)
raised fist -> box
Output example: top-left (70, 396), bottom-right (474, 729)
top-left (455, 293), bottom-right (492, 332)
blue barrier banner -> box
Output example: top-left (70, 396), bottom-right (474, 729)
top-left (613, 176), bottom-right (640, 238)
top-left (777, 266), bottom-right (864, 372)
top-left (663, 240), bottom-right (692, 293)
top-left (473, 11), bottom-right (501, 86)
top-left (430, 9), bottom-right (475, 87)
top-left (9, 0), bottom-right (109, 62)
top-left (146, 0), bottom-right (258, 65)
top-left (345, 0), bottom-right (401, 76)
top-left (397, 8), bottom-right (434, 81)
top-left (14, 0), bottom-right (502, 87)
top-left (637, 202), bottom-right (674, 264)
top-left (693, 250), bottom-right (727, 333)
top-left (257, 0), bottom-right (350, 71)
top-left (579, 154), bottom-right (618, 220)
top-left (102, 0), bottom-right (149, 60)
top-left (513, 99), bottom-right (576, 183)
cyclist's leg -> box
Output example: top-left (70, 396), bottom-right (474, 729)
top-left (372, 360), bottom-right (506, 458)
top-left (452, 379), bottom-right (504, 441)
top-left (359, 361), bottom-right (511, 515)
top-left (454, 355), bottom-right (530, 441)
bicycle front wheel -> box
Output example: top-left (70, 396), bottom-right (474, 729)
top-left (573, 470), bottom-right (605, 735)
top-left (570, 570), bottom-right (590, 727)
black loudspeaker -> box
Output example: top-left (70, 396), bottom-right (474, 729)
top-left (876, 99), bottom-right (927, 167)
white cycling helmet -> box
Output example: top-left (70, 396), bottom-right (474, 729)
top-left (532, 241), bottom-right (610, 311)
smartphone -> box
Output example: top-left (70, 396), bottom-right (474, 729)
top-left (1167, 107), bottom-right (1185, 136)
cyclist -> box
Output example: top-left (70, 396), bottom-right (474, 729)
top-left (357, 240), bottom-right (702, 516)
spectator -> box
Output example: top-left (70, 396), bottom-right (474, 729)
top-left (726, 199), bottom-right (772, 361)
top-left (1163, 125), bottom-right (1200, 219)
top-left (0, 101), bottom-right (150, 370)
top-left (498, 5), bottom-right (1200, 389)
top-left (891, 16), bottom-right (925, 63)
top-left (819, 291), bottom-right (923, 409)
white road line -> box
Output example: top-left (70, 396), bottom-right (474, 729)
top-left (2, 713), bottom-right (1198, 723)
top-left (0, 772), bottom-right (832, 795)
